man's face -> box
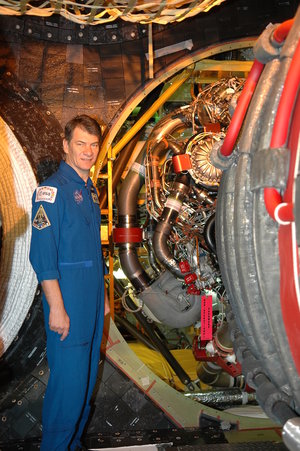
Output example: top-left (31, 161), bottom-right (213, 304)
top-left (63, 126), bottom-right (100, 180)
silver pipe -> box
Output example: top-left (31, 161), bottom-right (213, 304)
top-left (185, 388), bottom-right (257, 409)
top-left (152, 177), bottom-right (190, 278)
top-left (283, 417), bottom-right (300, 451)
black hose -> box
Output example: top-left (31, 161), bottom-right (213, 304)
top-left (113, 278), bottom-right (195, 391)
top-left (114, 314), bottom-right (157, 351)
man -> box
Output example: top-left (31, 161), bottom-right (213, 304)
top-left (30, 115), bottom-right (107, 450)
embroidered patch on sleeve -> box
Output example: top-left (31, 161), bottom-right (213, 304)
top-left (35, 186), bottom-right (57, 203)
top-left (33, 205), bottom-right (51, 230)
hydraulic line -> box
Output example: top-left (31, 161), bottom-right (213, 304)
top-left (219, 19), bottom-right (295, 159)
top-left (185, 387), bottom-right (257, 409)
top-left (114, 314), bottom-right (157, 351)
top-left (219, 60), bottom-right (264, 157)
top-left (273, 19), bottom-right (294, 44)
top-left (270, 37), bottom-right (300, 149)
top-left (264, 31), bottom-right (300, 221)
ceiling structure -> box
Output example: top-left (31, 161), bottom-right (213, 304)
top-left (0, 0), bottom-right (225, 25)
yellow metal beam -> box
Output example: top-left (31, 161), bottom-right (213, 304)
top-left (93, 66), bottom-right (194, 180)
top-left (193, 58), bottom-right (253, 73)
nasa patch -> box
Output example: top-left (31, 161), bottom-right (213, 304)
top-left (33, 205), bottom-right (51, 230)
top-left (74, 190), bottom-right (83, 204)
top-left (91, 192), bottom-right (99, 204)
top-left (35, 186), bottom-right (57, 203)
top-left (91, 187), bottom-right (99, 204)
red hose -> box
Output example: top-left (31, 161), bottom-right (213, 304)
top-left (264, 32), bottom-right (300, 222)
top-left (273, 19), bottom-right (294, 44)
top-left (264, 188), bottom-right (282, 221)
top-left (270, 37), bottom-right (300, 149)
top-left (220, 19), bottom-right (295, 159)
top-left (220, 60), bottom-right (264, 157)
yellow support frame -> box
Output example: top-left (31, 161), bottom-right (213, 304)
top-left (99, 147), bottom-right (115, 319)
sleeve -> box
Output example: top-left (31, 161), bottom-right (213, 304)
top-left (29, 186), bottom-right (63, 283)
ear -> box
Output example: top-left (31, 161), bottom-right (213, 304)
top-left (63, 138), bottom-right (69, 155)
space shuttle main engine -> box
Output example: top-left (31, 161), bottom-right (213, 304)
top-left (114, 78), bottom-right (247, 388)
top-left (213, 13), bottom-right (300, 427)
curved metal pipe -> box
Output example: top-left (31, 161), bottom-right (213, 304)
top-left (99, 86), bottom-right (162, 209)
top-left (147, 106), bottom-right (193, 211)
top-left (117, 106), bottom-right (203, 327)
top-left (117, 106), bottom-right (193, 289)
top-left (117, 145), bottom-right (151, 292)
top-left (153, 176), bottom-right (190, 278)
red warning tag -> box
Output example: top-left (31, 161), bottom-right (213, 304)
top-left (201, 295), bottom-right (213, 341)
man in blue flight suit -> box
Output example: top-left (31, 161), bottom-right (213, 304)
top-left (30, 115), bottom-right (108, 450)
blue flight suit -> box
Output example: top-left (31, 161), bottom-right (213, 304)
top-left (30, 161), bottom-right (105, 450)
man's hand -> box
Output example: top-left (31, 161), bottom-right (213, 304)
top-left (41, 279), bottom-right (70, 341)
top-left (104, 286), bottom-right (110, 316)
top-left (49, 305), bottom-right (70, 341)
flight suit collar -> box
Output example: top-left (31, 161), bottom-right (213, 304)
top-left (58, 160), bottom-right (93, 187)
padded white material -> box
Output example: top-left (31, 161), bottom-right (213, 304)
top-left (0, 116), bottom-right (37, 355)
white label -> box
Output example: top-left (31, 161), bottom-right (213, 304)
top-left (35, 186), bottom-right (57, 203)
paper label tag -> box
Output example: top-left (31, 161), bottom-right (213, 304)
top-left (201, 294), bottom-right (213, 341)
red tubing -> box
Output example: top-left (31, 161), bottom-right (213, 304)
top-left (264, 188), bottom-right (282, 221)
top-left (264, 28), bottom-right (300, 222)
top-left (219, 60), bottom-right (264, 157)
top-left (273, 19), bottom-right (294, 44)
top-left (220, 19), bottom-right (294, 158)
top-left (270, 37), bottom-right (300, 149)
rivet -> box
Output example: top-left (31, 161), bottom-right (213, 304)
top-left (67, 35), bottom-right (72, 41)
top-left (16, 24), bottom-right (20, 30)
top-left (23, 146), bottom-right (27, 152)
top-left (10, 124), bottom-right (14, 131)
top-left (6, 72), bottom-right (11, 76)
top-left (24, 87), bottom-right (29, 92)
top-left (1, 417), bottom-right (6, 422)
top-left (39, 370), bottom-right (44, 376)
top-left (17, 400), bottom-right (22, 406)
top-left (33, 96), bottom-right (38, 101)
top-left (93, 36), bottom-right (98, 41)
top-left (78, 32), bottom-right (83, 38)
top-left (46, 111), bottom-right (51, 115)
top-left (80, 24), bottom-right (85, 29)
top-left (112, 34), bottom-right (117, 40)
top-left (130, 32), bottom-right (136, 38)
top-left (47, 32), bottom-right (52, 38)
top-left (28, 28), bottom-right (32, 34)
